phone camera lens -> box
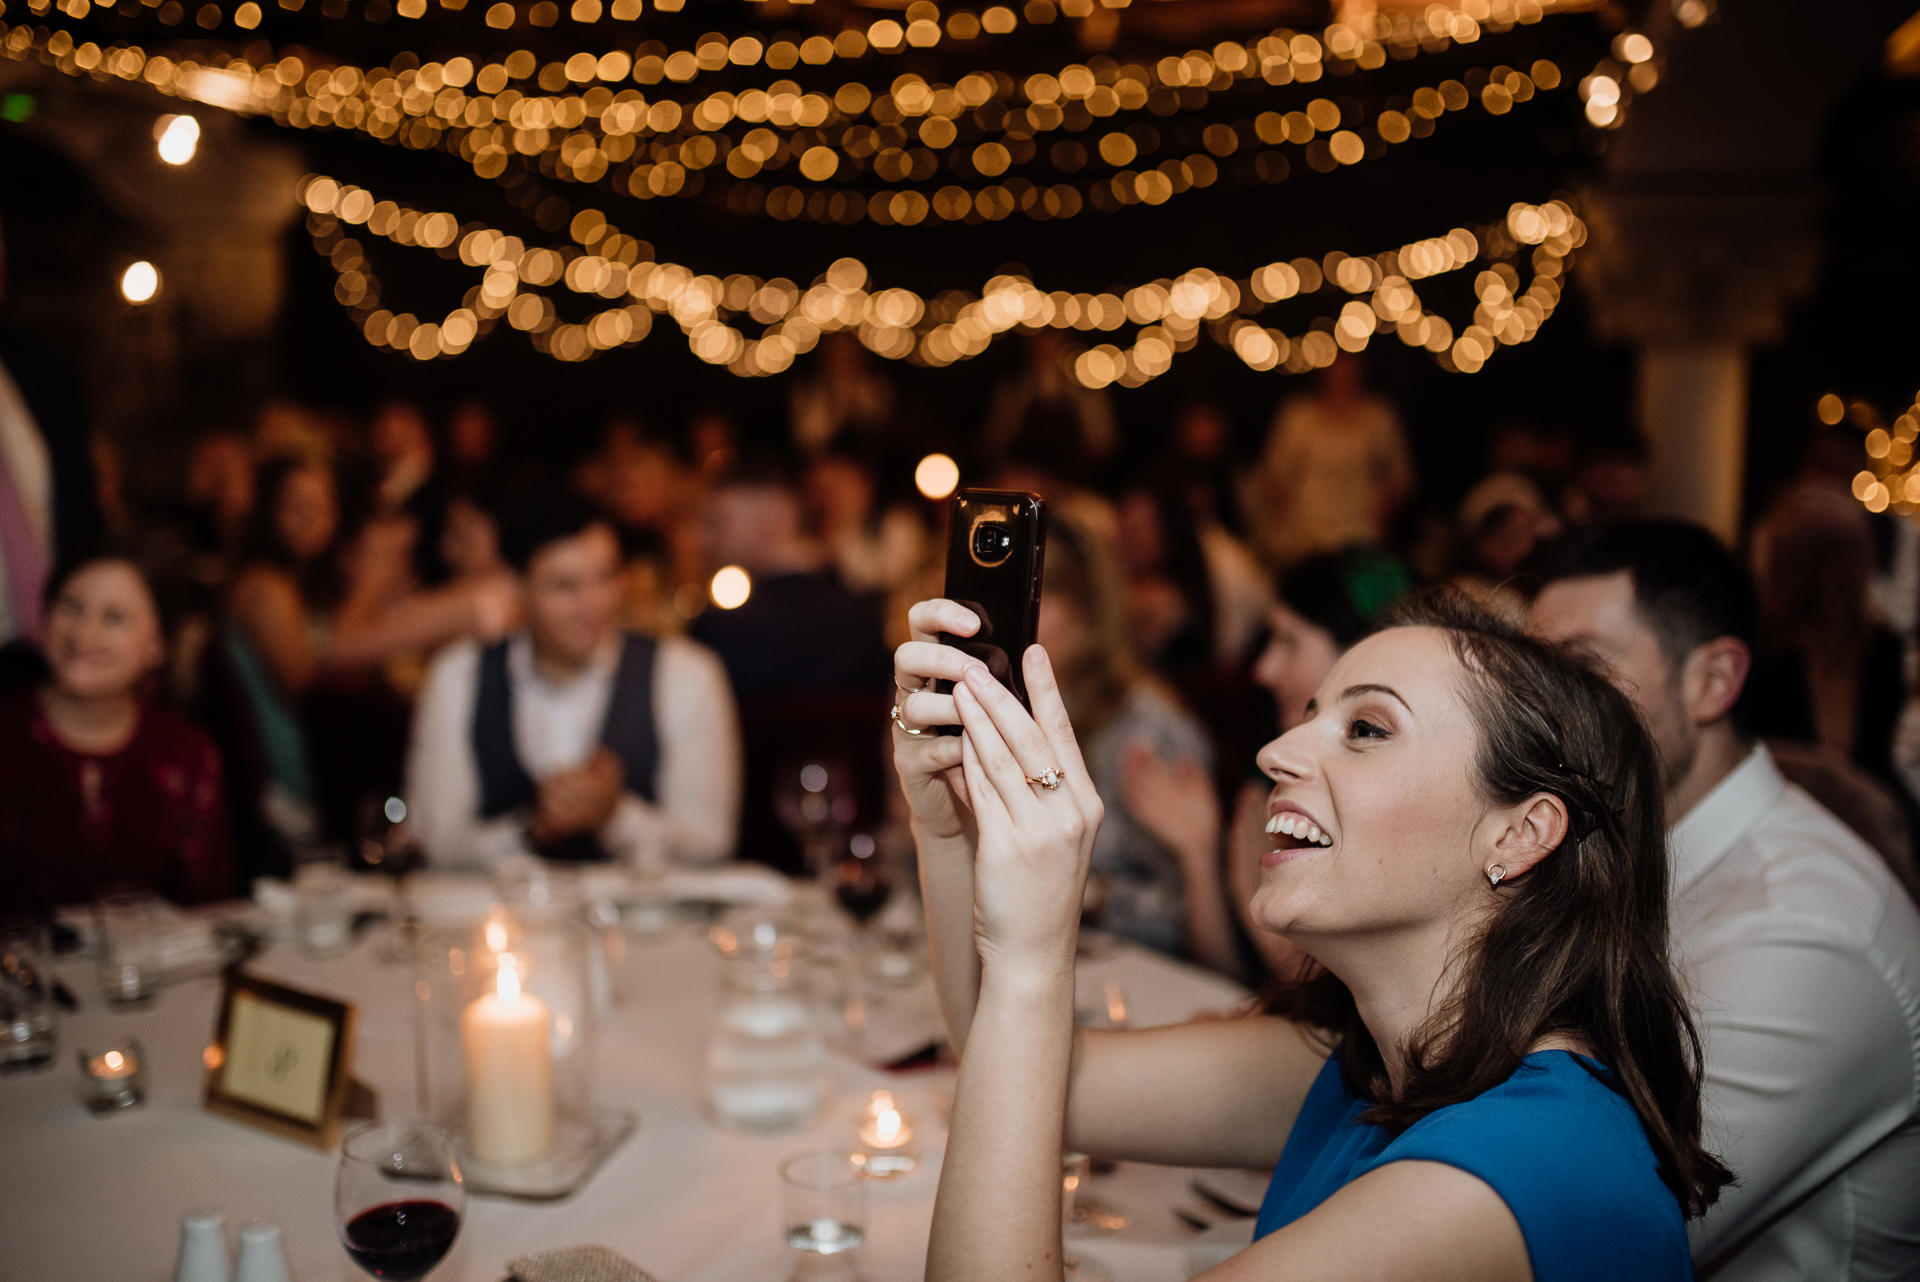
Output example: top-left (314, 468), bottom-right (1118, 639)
top-left (972, 522), bottom-right (1014, 564)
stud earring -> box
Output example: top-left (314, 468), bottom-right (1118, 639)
top-left (1487, 865), bottom-right (1507, 888)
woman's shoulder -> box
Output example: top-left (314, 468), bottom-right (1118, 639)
top-left (1371, 1053), bottom-right (1690, 1280)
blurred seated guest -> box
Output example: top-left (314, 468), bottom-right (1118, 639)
top-left (691, 459), bottom-right (891, 700)
top-left (1245, 355), bottom-right (1412, 568)
top-left (1124, 545), bottom-right (1409, 979)
top-left (1747, 484), bottom-right (1908, 793)
top-left (406, 485), bottom-right (739, 869)
top-left (806, 449), bottom-right (927, 596)
top-left (0, 547), bottom-right (231, 914)
top-left (1038, 516), bottom-right (1215, 957)
top-left (368, 400), bottom-right (435, 516)
top-left (1530, 520), bottom-right (1920, 1278)
top-left (1115, 482), bottom-right (1215, 679)
top-left (980, 332), bottom-right (1117, 485)
top-left (789, 333), bottom-right (895, 458)
top-left (1450, 472), bottom-right (1562, 618)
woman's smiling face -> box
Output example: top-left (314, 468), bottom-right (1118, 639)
top-left (1248, 626), bottom-right (1491, 949)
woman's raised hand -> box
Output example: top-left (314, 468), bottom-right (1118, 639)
top-left (952, 645), bottom-right (1104, 971)
top-left (891, 599), bottom-right (984, 840)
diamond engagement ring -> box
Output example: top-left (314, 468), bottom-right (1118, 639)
top-left (1026, 767), bottom-right (1066, 790)
top-left (890, 702), bottom-right (926, 736)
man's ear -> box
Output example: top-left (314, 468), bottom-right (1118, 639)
top-left (1486, 793), bottom-right (1571, 884)
top-left (1682, 637), bottom-right (1749, 728)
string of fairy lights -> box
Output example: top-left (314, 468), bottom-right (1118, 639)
top-left (294, 171), bottom-right (1584, 384)
top-left (9, 0), bottom-right (1658, 226)
top-left (1830, 392), bottom-right (1920, 517)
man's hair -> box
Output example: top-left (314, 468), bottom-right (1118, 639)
top-left (1524, 520), bottom-right (1758, 669)
top-left (499, 480), bottom-right (610, 572)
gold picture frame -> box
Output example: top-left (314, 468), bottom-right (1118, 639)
top-left (202, 971), bottom-right (373, 1149)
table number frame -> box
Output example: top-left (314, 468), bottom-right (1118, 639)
top-left (202, 971), bottom-right (366, 1149)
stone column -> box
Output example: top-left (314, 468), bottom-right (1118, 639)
top-left (1578, 186), bottom-right (1821, 544)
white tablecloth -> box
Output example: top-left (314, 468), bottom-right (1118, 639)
top-left (0, 910), bottom-right (1248, 1282)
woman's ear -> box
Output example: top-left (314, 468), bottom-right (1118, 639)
top-left (1485, 793), bottom-right (1571, 883)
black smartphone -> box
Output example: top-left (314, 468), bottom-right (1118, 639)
top-left (935, 489), bottom-right (1048, 735)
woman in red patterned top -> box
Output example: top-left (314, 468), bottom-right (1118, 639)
top-left (0, 549), bottom-right (234, 915)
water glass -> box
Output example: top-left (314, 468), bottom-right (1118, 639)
top-left (779, 1151), bottom-right (866, 1280)
top-left (295, 845), bottom-right (355, 957)
top-left (96, 889), bottom-right (161, 1007)
top-left (1, 917), bottom-right (58, 1074)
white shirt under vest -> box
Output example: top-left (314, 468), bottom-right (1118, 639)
top-left (1676, 745), bottom-right (1920, 1280)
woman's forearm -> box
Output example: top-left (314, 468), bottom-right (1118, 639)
top-left (926, 961), bottom-right (1076, 1282)
top-left (914, 817), bottom-right (984, 1054)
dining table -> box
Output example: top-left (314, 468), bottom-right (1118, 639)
top-left (0, 875), bottom-right (1257, 1282)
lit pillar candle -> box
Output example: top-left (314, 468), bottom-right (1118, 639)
top-left (461, 951), bottom-right (555, 1166)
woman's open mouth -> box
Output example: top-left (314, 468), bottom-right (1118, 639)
top-left (1261, 810), bottom-right (1332, 867)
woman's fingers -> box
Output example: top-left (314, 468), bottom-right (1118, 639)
top-left (958, 728), bottom-right (1010, 831)
top-left (954, 680), bottom-right (1044, 821)
top-left (1023, 646), bottom-right (1100, 812)
top-left (907, 599), bottom-right (982, 646)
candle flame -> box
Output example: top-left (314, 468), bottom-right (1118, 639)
top-left (868, 1089), bottom-right (894, 1116)
top-left (876, 1107), bottom-right (902, 1144)
top-left (485, 919), bottom-right (509, 953)
top-left (103, 1051), bottom-right (124, 1070)
top-left (496, 952), bottom-right (521, 1001)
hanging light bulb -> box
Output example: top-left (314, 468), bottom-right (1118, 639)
top-left (120, 261), bottom-right (160, 304)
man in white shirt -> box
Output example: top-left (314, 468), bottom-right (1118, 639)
top-left (1530, 519), bottom-right (1920, 1280)
top-left (406, 485), bottom-right (740, 870)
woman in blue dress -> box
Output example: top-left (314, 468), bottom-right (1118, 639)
top-left (890, 590), bottom-right (1731, 1281)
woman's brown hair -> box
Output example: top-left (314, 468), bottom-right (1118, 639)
top-left (1263, 590), bottom-right (1733, 1218)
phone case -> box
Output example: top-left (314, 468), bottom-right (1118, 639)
top-left (935, 490), bottom-right (1047, 735)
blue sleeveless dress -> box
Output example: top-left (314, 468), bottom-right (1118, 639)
top-left (1254, 1050), bottom-right (1694, 1281)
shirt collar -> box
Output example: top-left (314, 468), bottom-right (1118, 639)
top-left (507, 630), bottom-right (621, 694)
top-left (1668, 743), bottom-right (1784, 892)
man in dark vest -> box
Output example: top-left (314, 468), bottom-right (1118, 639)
top-left (405, 484), bottom-right (740, 868)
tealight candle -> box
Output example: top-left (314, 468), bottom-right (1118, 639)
top-left (78, 1039), bottom-right (146, 1113)
top-left (461, 951), bottom-right (555, 1166)
top-left (853, 1089), bottom-right (918, 1179)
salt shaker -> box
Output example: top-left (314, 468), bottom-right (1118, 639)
top-left (232, 1219), bottom-right (293, 1282)
top-left (174, 1209), bottom-right (229, 1282)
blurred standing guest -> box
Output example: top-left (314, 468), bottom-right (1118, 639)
top-left (181, 430), bottom-right (256, 571)
top-left (1530, 520), bottom-right (1920, 1279)
top-left (0, 220), bottom-right (102, 697)
top-left (1559, 433), bottom-right (1648, 526)
top-left (1747, 484), bottom-right (1909, 791)
top-left (980, 332), bottom-right (1117, 484)
top-left (0, 548), bottom-right (231, 915)
top-left (446, 399), bottom-right (497, 472)
top-left (1036, 516), bottom-right (1216, 957)
top-left (691, 460), bottom-right (892, 699)
top-left (1115, 482), bottom-right (1215, 680)
top-left (1169, 400), bottom-right (1243, 536)
top-left (1124, 545), bottom-right (1410, 979)
top-left (806, 449), bottom-right (927, 596)
top-left (1450, 471), bottom-right (1562, 618)
top-left (368, 400), bottom-right (435, 516)
top-left (406, 485), bottom-right (739, 869)
top-left (1245, 356), bottom-right (1412, 568)
top-left (789, 333), bottom-right (895, 457)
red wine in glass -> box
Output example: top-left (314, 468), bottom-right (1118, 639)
top-left (342, 1201), bottom-right (461, 1280)
top-left (836, 877), bottom-right (892, 925)
top-left (337, 1122), bottom-right (465, 1282)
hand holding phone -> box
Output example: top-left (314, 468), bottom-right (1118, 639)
top-left (934, 490), bottom-right (1047, 734)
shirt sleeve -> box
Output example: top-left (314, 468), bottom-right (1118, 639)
top-left (599, 637), bottom-right (741, 868)
top-left (405, 641), bottom-right (529, 870)
top-left (1685, 924), bottom-right (1919, 1265)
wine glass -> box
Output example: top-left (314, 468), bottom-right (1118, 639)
top-left (772, 757), bottom-right (858, 882)
top-left (834, 834), bottom-right (892, 928)
top-left (336, 1121), bottom-right (465, 1280)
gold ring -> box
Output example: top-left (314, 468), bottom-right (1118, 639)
top-left (1025, 767), bottom-right (1065, 790)
top-left (890, 703), bottom-right (926, 737)
top-left (896, 677), bottom-right (931, 695)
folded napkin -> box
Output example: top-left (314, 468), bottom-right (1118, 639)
top-left (505, 1246), bottom-right (659, 1282)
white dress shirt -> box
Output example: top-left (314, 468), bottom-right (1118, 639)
top-left (405, 632), bottom-right (741, 871)
top-left (1675, 745), bottom-right (1920, 1280)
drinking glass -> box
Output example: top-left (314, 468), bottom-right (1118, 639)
top-left (779, 1151), bottom-right (866, 1280)
top-left (335, 1122), bottom-right (465, 1281)
top-left (95, 888), bottom-right (161, 1007)
top-left (1, 916), bottom-right (57, 1074)
top-left (295, 844), bottom-right (355, 957)
top-left (1060, 1152), bottom-right (1114, 1281)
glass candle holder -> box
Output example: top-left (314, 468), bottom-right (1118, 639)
top-left (78, 1037), bottom-right (146, 1112)
top-left (779, 1151), bottom-right (866, 1281)
top-left (850, 1089), bottom-right (918, 1180)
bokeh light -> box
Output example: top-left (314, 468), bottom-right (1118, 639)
top-left (155, 114), bottom-right (199, 165)
top-left (710, 566), bottom-right (752, 610)
top-left (119, 261), bottom-right (160, 303)
top-left (915, 453), bottom-right (960, 500)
